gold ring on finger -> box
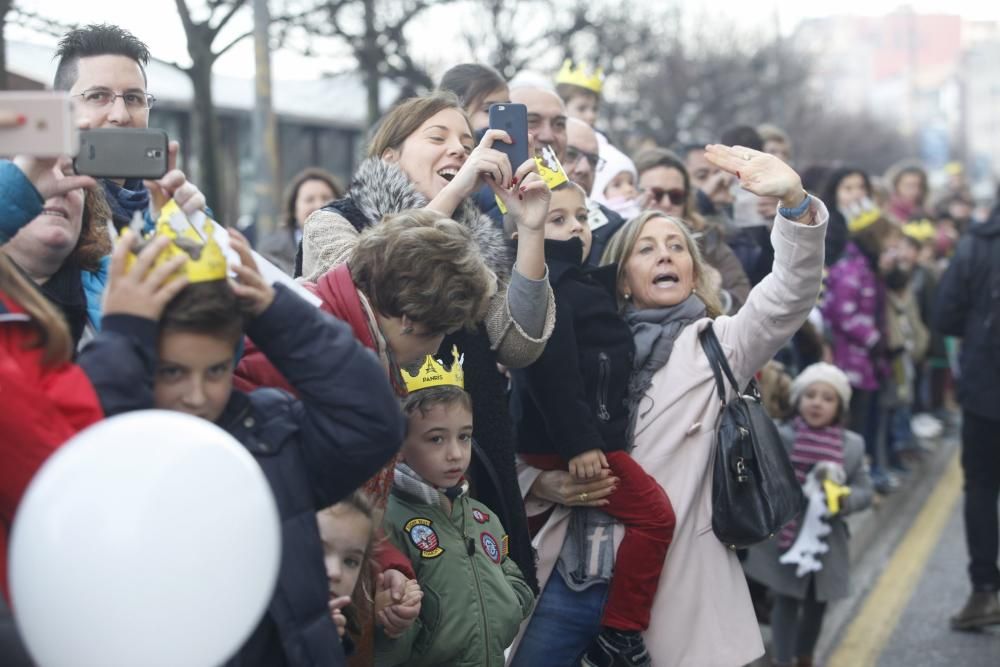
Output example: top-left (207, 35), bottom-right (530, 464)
top-left (579, 492), bottom-right (589, 502)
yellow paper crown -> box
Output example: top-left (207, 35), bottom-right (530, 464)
top-left (903, 219), bottom-right (936, 243)
top-left (847, 207), bottom-right (883, 234)
top-left (555, 59), bottom-right (604, 95)
top-left (126, 200), bottom-right (228, 283)
top-left (823, 478), bottom-right (851, 515)
top-left (403, 346), bottom-right (465, 394)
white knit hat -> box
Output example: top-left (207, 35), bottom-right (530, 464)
top-left (790, 363), bottom-right (852, 409)
top-left (590, 142), bottom-right (640, 219)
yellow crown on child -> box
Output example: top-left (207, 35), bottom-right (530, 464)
top-left (403, 346), bottom-right (465, 393)
top-left (556, 59), bottom-right (604, 95)
top-left (903, 219), bottom-right (936, 243)
top-left (847, 207), bottom-right (883, 234)
top-left (126, 200), bottom-right (228, 283)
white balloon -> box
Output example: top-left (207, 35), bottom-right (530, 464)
top-left (10, 410), bottom-right (281, 667)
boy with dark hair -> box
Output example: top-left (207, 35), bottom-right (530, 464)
top-left (78, 228), bottom-right (405, 666)
top-left (509, 180), bottom-right (675, 667)
top-left (376, 349), bottom-right (534, 667)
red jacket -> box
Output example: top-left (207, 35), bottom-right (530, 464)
top-left (0, 294), bottom-right (104, 600)
top-left (234, 265), bottom-right (414, 579)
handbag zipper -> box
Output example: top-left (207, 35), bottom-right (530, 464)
top-left (596, 352), bottom-right (611, 422)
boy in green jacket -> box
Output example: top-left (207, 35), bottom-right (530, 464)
top-left (375, 348), bottom-right (535, 667)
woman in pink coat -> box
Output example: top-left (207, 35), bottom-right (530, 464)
top-left (510, 145), bottom-right (829, 667)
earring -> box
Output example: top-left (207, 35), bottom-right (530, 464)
top-left (623, 293), bottom-right (631, 300)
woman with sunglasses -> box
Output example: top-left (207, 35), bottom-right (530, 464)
top-left (634, 147), bottom-right (751, 313)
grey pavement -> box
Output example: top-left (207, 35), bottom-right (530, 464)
top-left (876, 501), bottom-right (1000, 667)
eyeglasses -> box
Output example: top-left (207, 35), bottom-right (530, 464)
top-left (74, 87), bottom-right (156, 110)
top-left (565, 145), bottom-right (605, 171)
top-left (644, 187), bottom-right (687, 207)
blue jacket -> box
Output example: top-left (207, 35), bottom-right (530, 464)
top-left (78, 284), bottom-right (407, 666)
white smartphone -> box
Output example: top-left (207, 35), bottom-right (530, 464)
top-left (0, 91), bottom-right (79, 158)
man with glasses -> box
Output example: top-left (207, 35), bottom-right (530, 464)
top-left (54, 24), bottom-right (206, 232)
top-left (566, 118), bottom-right (625, 266)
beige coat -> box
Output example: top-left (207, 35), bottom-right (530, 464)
top-left (513, 203), bottom-right (829, 667)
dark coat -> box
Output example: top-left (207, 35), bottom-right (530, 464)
top-left (78, 285), bottom-right (406, 667)
top-left (511, 238), bottom-right (635, 460)
top-left (933, 210), bottom-right (1000, 419)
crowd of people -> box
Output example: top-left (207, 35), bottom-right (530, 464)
top-left (3, 22), bottom-right (999, 667)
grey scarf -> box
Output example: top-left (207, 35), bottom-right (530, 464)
top-left (623, 294), bottom-right (707, 441)
top-left (392, 462), bottom-right (468, 512)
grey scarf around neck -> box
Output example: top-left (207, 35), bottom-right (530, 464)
top-left (623, 294), bottom-right (707, 442)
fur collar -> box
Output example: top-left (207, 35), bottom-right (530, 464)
top-left (343, 157), bottom-right (513, 282)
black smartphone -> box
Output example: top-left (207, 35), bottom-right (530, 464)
top-left (488, 103), bottom-right (530, 172)
top-left (74, 128), bottom-right (169, 179)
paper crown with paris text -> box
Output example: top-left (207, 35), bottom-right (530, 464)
top-left (555, 59), bottom-right (605, 95)
top-left (844, 198), bottom-right (884, 234)
top-left (495, 145), bottom-right (569, 216)
top-left (125, 200), bottom-right (228, 283)
top-left (402, 346), bottom-right (465, 394)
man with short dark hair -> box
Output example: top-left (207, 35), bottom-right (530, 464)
top-left (54, 24), bottom-right (206, 231)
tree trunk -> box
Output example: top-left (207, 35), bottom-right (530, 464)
top-left (187, 62), bottom-right (225, 223)
top-left (362, 0), bottom-right (380, 130)
top-left (0, 0), bottom-right (11, 90)
top-left (251, 0), bottom-right (279, 235)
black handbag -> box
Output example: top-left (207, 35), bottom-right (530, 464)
top-left (699, 323), bottom-right (805, 549)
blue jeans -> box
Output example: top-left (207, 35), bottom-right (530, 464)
top-left (510, 570), bottom-right (608, 667)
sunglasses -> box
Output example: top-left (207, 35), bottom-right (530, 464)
top-left (645, 187), bottom-right (687, 207)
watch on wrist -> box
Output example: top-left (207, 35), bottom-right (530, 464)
top-left (778, 191), bottom-right (811, 219)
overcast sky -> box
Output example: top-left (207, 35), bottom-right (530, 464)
top-left (10, 0), bottom-right (1000, 82)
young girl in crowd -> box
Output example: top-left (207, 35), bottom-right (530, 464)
top-left (743, 363), bottom-right (874, 667)
top-left (376, 350), bottom-right (534, 667)
top-left (509, 181), bottom-right (674, 667)
top-left (438, 63), bottom-right (510, 133)
top-left (317, 492), bottom-right (421, 654)
top-left (822, 204), bottom-right (896, 492)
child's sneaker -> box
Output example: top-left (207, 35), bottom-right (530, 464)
top-left (581, 628), bottom-right (651, 667)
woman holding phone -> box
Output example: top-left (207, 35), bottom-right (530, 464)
top-left (245, 91), bottom-right (554, 591)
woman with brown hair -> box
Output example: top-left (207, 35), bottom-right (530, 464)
top-left (1, 156), bottom-right (105, 601)
top-left (634, 147), bottom-right (751, 313)
top-left (259, 168), bottom-right (343, 275)
top-left (2, 159), bottom-right (113, 349)
top-left (295, 91), bottom-right (555, 590)
top-left (438, 63), bottom-right (509, 133)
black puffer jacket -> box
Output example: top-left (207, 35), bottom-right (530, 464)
top-left (511, 238), bottom-right (635, 460)
top-left (934, 210), bottom-right (1000, 420)
top-left (79, 285), bottom-right (406, 666)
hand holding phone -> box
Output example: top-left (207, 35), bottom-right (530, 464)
top-left (488, 103), bottom-right (530, 173)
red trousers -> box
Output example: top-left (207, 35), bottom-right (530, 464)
top-left (522, 450), bottom-right (675, 631)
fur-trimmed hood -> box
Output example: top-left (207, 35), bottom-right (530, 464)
top-left (314, 157), bottom-right (513, 283)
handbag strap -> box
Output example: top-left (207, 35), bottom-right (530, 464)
top-left (699, 323), bottom-right (742, 404)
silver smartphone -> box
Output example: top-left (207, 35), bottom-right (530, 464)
top-left (75, 128), bottom-right (169, 179)
top-left (0, 91), bottom-right (78, 158)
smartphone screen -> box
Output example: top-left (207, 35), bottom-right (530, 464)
top-left (488, 103), bottom-right (530, 172)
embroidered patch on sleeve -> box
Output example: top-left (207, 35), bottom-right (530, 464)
top-left (480, 532), bottom-right (501, 564)
top-left (405, 518), bottom-right (444, 559)
top-left (501, 534), bottom-right (509, 558)
top-left (472, 508), bottom-right (490, 524)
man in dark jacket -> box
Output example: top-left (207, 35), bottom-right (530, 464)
top-left (78, 234), bottom-right (405, 665)
top-left (934, 208), bottom-right (1000, 631)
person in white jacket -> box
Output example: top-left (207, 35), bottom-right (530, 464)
top-left (511, 144), bottom-right (829, 667)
